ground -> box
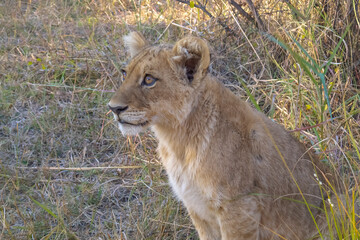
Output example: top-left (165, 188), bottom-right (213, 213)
top-left (0, 0), bottom-right (359, 239)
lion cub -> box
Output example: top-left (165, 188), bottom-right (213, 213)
top-left (109, 32), bottom-right (332, 239)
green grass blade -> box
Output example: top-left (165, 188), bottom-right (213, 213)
top-left (263, 33), bottom-right (319, 84)
top-left (29, 196), bottom-right (58, 219)
top-left (319, 73), bottom-right (332, 118)
top-left (320, 25), bottom-right (350, 120)
top-left (322, 24), bottom-right (351, 74)
top-left (286, 33), bottom-right (321, 73)
top-left (284, 1), bottom-right (307, 20)
top-left (237, 77), bottom-right (262, 112)
top-left (264, 33), bottom-right (333, 118)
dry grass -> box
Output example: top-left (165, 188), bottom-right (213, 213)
top-left (0, 0), bottom-right (359, 239)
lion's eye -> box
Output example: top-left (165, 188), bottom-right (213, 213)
top-left (142, 75), bottom-right (157, 87)
top-left (121, 70), bottom-right (127, 82)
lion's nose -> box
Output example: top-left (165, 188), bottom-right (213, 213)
top-left (108, 104), bottom-right (128, 115)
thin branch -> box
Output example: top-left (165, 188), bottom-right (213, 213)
top-left (155, 20), bottom-right (174, 43)
top-left (174, 0), bottom-right (236, 36)
top-left (289, 117), bottom-right (339, 132)
top-left (282, 0), bottom-right (306, 21)
top-left (230, 10), bottom-right (265, 71)
top-left (244, 0), bottom-right (266, 31)
top-left (16, 166), bottom-right (143, 171)
top-left (229, 0), bottom-right (255, 23)
top-left (26, 82), bottom-right (115, 92)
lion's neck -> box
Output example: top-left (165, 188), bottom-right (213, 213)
top-left (152, 78), bottom-right (219, 164)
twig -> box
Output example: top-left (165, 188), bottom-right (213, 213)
top-left (26, 82), bottom-right (115, 92)
top-left (230, 10), bottom-right (265, 73)
top-left (171, 22), bottom-right (196, 32)
top-left (244, 0), bottom-right (266, 31)
top-left (16, 166), bottom-right (143, 171)
top-left (229, 0), bottom-right (255, 23)
top-left (174, 0), bottom-right (236, 36)
top-left (290, 117), bottom-right (339, 132)
top-left (155, 20), bottom-right (174, 43)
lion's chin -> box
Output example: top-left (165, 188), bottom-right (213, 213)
top-left (118, 122), bottom-right (147, 136)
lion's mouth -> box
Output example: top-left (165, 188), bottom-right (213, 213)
top-left (119, 119), bottom-right (149, 127)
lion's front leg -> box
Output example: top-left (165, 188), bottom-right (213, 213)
top-left (218, 196), bottom-right (261, 240)
top-left (189, 210), bottom-right (221, 240)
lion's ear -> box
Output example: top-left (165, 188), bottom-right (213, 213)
top-left (172, 36), bottom-right (210, 84)
top-left (123, 32), bottom-right (148, 58)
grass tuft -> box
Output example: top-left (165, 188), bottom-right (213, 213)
top-left (0, 0), bottom-right (359, 239)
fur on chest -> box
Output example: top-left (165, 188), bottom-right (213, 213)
top-left (157, 143), bottom-right (217, 220)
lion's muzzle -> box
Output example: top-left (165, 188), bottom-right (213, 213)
top-left (108, 103), bottom-right (149, 135)
top-left (108, 104), bottom-right (128, 115)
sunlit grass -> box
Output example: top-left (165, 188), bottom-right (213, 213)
top-left (0, 0), bottom-right (358, 239)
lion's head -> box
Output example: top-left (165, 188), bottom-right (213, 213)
top-left (108, 32), bottom-right (211, 135)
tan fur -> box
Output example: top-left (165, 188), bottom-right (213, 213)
top-left (109, 32), bottom-right (335, 239)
